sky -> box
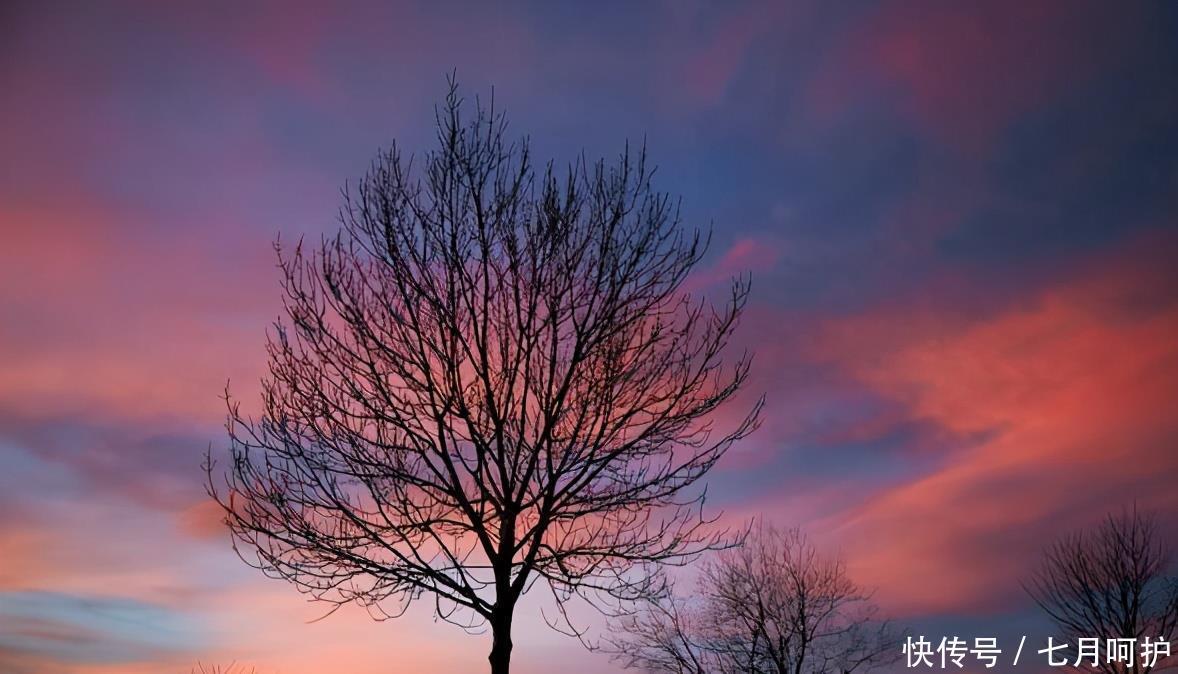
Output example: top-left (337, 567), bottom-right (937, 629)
top-left (2, 1), bottom-right (1178, 672)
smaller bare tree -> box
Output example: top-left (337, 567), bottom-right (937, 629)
top-left (1025, 506), bottom-right (1178, 674)
top-left (192, 665), bottom-right (257, 674)
top-left (608, 523), bottom-right (897, 674)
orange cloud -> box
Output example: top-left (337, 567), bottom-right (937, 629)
top-left (808, 239), bottom-right (1178, 615)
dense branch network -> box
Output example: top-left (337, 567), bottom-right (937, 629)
top-left (206, 80), bottom-right (761, 667)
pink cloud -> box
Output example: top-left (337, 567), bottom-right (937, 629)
top-left (802, 235), bottom-right (1178, 615)
top-left (0, 202), bottom-right (273, 423)
top-left (684, 235), bottom-right (784, 296)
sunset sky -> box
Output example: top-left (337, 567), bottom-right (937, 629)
top-left (3, 1), bottom-right (1178, 672)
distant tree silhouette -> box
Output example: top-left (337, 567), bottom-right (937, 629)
top-left (192, 665), bottom-right (256, 674)
top-left (607, 523), bottom-right (897, 674)
top-left (206, 79), bottom-right (761, 674)
top-left (1025, 506), bottom-right (1178, 674)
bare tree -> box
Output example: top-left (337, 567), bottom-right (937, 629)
top-left (1025, 506), bottom-right (1178, 674)
top-left (205, 79), bottom-right (761, 674)
top-left (609, 524), bottom-right (897, 674)
top-left (192, 665), bottom-right (256, 674)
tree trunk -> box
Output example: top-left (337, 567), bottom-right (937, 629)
top-left (489, 608), bottom-right (514, 674)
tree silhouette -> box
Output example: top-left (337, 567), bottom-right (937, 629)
top-left (1025, 506), bottom-right (1178, 674)
top-left (607, 524), bottom-right (897, 674)
top-left (206, 80), bottom-right (761, 674)
top-left (192, 665), bottom-right (256, 674)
